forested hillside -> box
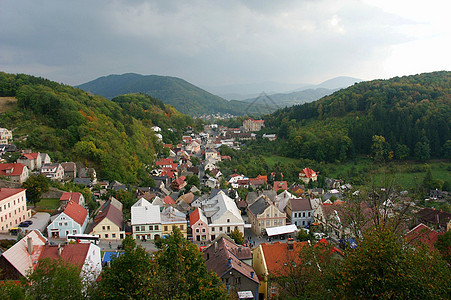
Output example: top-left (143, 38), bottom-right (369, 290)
top-left (265, 71), bottom-right (451, 162)
top-left (77, 73), bottom-right (261, 116)
top-left (0, 72), bottom-right (197, 184)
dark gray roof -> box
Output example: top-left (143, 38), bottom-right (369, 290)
top-left (248, 195), bottom-right (269, 216)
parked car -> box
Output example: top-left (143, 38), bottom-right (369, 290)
top-left (18, 222), bottom-right (29, 227)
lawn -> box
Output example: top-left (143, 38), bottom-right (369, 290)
top-left (33, 198), bottom-right (60, 211)
top-left (0, 97), bottom-right (17, 113)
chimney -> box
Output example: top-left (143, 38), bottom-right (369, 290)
top-left (27, 237), bottom-right (33, 255)
top-left (228, 258), bottom-right (232, 268)
top-left (287, 238), bottom-right (294, 250)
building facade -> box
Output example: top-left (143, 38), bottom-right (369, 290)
top-left (0, 188), bottom-right (31, 233)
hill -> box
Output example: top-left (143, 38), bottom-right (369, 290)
top-left (76, 73), bottom-right (261, 117)
top-left (0, 72), bottom-right (197, 184)
top-left (265, 71), bottom-right (451, 162)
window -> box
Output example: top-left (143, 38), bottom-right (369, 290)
top-left (212, 227), bottom-right (215, 232)
top-left (149, 225), bottom-right (153, 230)
top-left (105, 234), bottom-right (109, 238)
top-left (141, 226), bottom-right (145, 231)
top-left (202, 228), bottom-right (205, 232)
top-left (219, 227), bottom-right (223, 232)
top-left (308, 212), bottom-right (311, 217)
top-left (107, 226), bottom-right (110, 230)
top-left (227, 219), bottom-right (230, 223)
top-left (266, 220), bottom-right (270, 225)
top-left (102, 226), bottom-right (106, 230)
top-left (155, 225), bottom-right (159, 230)
top-left (64, 222), bottom-right (68, 226)
top-left (303, 212), bottom-right (306, 217)
top-left (302, 221), bottom-right (305, 226)
top-left (180, 225), bottom-right (184, 230)
top-left (235, 277), bottom-right (241, 284)
top-left (227, 226), bottom-right (230, 233)
top-left (275, 213), bottom-right (277, 217)
top-left (112, 234), bottom-right (116, 238)
top-left (164, 226), bottom-right (168, 231)
top-left (196, 228), bottom-right (200, 233)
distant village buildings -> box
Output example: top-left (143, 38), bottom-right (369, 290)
top-left (243, 119), bottom-right (265, 132)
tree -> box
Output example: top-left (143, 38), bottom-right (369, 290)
top-left (395, 143), bottom-right (410, 160)
top-left (153, 227), bottom-right (227, 300)
top-left (414, 139), bottom-right (431, 161)
top-left (296, 228), bottom-right (311, 242)
top-left (95, 236), bottom-right (155, 299)
top-left (229, 228), bottom-right (244, 244)
top-left (371, 135), bottom-right (389, 162)
top-left (435, 230), bottom-right (451, 265)
top-left (22, 175), bottom-right (49, 207)
top-left (190, 155), bottom-right (200, 166)
top-left (25, 258), bottom-right (89, 299)
top-left (330, 226), bottom-right (451, 299)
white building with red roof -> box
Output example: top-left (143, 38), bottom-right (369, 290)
top-left (190, 207), bottom-right (209, 242)
top-left (59, 192), bottom-right (85, 208)
top-left (0, 188), bottom-right (31, 233)
top-left (243, 119), bottom-right (265, 132)
top-left (47, 200), bottom-right (89, 238)
top-left (17, 152), bottom-right (51, 171)
top-left (299, 168), bottom-right (318, 184)
top-left (0, 230), bottom-right (101, 282)
top-left (0, 163), bottom-right (29, 183)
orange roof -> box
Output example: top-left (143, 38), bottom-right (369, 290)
top-left (256, 174), bottom-right (268, 182)
top-left (163, 195), bottom-right (175, 205)
top-left (273, 181), bottom-right (288, 192)
top-left (0, 163), bottom-right (26, 176)
top-left (261, 241), bottom-right (308, 274)
top-left (300, 168), bottom-right (317, 178)
top-left (63, 201), bottom-right (88, 226)
top-left (59, 192), bottom-right (82, 204)
top-left (22, 153), bottom-right (39, 160)
top-left (155, 158), bottom-right (174, 166)
top-left (189, 207), bottom-right (201, 225)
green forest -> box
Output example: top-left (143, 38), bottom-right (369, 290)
top-left (76, 73), bottom-right (262, 117)
top-left (264, 71), bottom-right (451, 162)
top-left (0, 72), bottom-right (198, 184)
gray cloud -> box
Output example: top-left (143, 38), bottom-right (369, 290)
top-left (0, 0), bottom-right (449, 89)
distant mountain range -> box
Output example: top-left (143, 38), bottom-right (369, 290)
top-left (76, 73), bottom-right (264, 117)
top-left (204, 76), bottom-right (361, 101)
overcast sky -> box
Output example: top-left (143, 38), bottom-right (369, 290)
top-left (1, 0), bottom-right (450, 89)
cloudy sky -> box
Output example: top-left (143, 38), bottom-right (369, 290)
top-left (1, 0), bottom-right (450, 90)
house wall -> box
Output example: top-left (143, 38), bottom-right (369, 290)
top-left (250, 205), bottom-right (286, 235)
top-left (82, 243), bottom-right (102, 282)
top-left (209, 211), bottom-right (244, 240)
top-left (91, 218), bottom-right (125, 240)
top-left (132, 223), bottom-right (162, 240)
top-left (0, 189), bottom-right (31, 233)
top-left (221, 269), bottom-right (259, 300)
top-left (47, 212), bottom-right (84, 238)
top-left (192, 219), bottom-right (209, 241)
top-left (162, 222), bottom-right (187, 238)
top-left (252, 246), bottom-right (269, 300)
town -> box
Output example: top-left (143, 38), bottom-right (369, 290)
top-left (0, 118), bottom-right (449, 300)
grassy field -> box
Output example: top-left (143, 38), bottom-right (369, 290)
top-left (34, 198), bottom-right (60, 211)
top-left (0, 97), bottom-right (17, 113)
top-left (264, 155), bottom-right (301, 168)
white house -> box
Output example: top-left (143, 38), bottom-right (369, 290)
top-left (131, 198), bottom-right (162, 240)
top-left (200, 191), bottom-right (244, 240)
top-left (0, 128), bottom-right (12, 145)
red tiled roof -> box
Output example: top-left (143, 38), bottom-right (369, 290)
top-left (155, 158), bottom-right (174, 166)
top-left (22, 153), bottom-right (39, 160)
top-left (256, 175), bottom-right (267, 182)
top-left (163, 195), bottom-right (175, 205)
top-left (59, 192), bottom-right (82, 204)
top-left (63, 201), bottom-right (88, 226)
top-left (163, 144), bottom-right (173, 149)
top-left (0, 188), bottom-right (25, 201)
top-left (190, 207), bottom-right (201, 225)
top-left (0, 163), bottom-right (26, 176)
top-left (405, 223), bottom-right (442, 251)
top-left (273, 181), bottom-right (288, 192)
top-left (92, 200), bottom-right (123, 229)
top-left (300, 168), bottom-right (317, 178)
top-left (261, 241), bottom-right (308, 274)
top-left (39, 243), bottom-right (90, 270)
